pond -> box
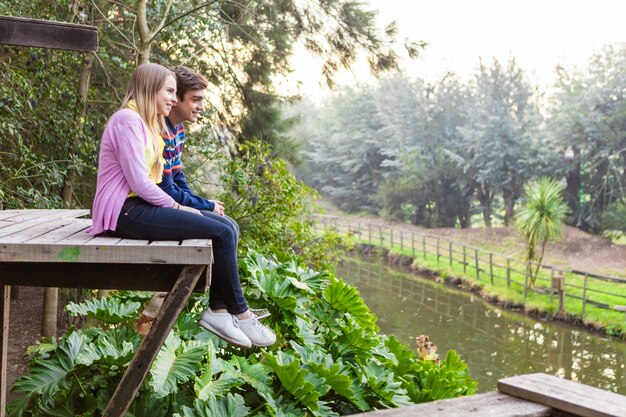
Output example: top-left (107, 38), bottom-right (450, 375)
top-left (337, 256), bottom-right (626, 394)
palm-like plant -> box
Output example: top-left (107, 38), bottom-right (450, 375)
top-left (515, 177), bottom-right (569, 286)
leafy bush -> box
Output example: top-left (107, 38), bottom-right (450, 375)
top-left (216, 140), bottom-right (346, 271)
top-left (9, 251), bottom-right (476, 417)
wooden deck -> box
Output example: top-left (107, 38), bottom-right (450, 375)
top-left (0, 209), bottom-right (213, 417)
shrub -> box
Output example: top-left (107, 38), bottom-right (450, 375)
top-left (9, 252), bottom-right (476, 417)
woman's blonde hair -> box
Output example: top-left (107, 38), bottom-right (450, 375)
top-left (121, 63), bottom-right (173, 180)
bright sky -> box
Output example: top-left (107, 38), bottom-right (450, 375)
top-left (287, 0), bottom-right (626, 98)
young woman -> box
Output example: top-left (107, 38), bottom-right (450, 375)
top-left (88, 63), bottom-right (275, 348)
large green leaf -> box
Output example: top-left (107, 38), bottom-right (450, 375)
top-left (361, 360), bottom-right (413, 408)
top-left (223, 356), bottom-right (273, 397)
top-left (173, 395), bottom-right (249, 417)
top-left (323, 277), bottom-right (378, 332)
top-left (150, 333), bottom-right (206, 398)
top-left (65, 297), bottom-right (141, 324)
top-left (265, 351), bottom-right (332, 415)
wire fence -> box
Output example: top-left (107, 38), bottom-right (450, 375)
top-left (315, 215), bottom-right (626, 322)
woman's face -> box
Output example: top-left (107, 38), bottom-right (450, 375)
top-left (156, 75), bottom-right (178, 116)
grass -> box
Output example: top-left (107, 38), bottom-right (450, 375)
top-left (347, 232), bottom-right (626, 339)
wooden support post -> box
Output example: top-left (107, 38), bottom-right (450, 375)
top-left (582, 273), bottom-right (588, 319)
top-left (0, 285), bottom-right (10, 417)
top-left (436, 238), bottom-right (440, 264)
top-left (489, 253), bottom-right (494, 285)
top-left (103, 265), bottom-right (204, 417)
top-left (390, 228), bottom-right (393, 248)
top-left (422, 236), bottom-right (426, 259)
top-left (463, 246), bottom-right (467, 273)
top-left (449, 241), bottom-right (452, 267)
top-left (368, 224), bottom-right (371, 243)
top-left (475, 249), bottom-right (479, 281)
top-left (379, 226), bottom-right (383, 247)
top-left (400, 230), bottom-right (403, 252)
top-left (506, 258), bottom-right (511, 288)
top-left (411, 233), bottom-right (415, 258)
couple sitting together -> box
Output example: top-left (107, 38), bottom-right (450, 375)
top-left (88, 63), bottom-right (275, 349)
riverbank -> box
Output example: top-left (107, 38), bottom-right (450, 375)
top-left (353, 243), bottom-right (622, 339)
top-left (316, 207), bottom-right (626, 339)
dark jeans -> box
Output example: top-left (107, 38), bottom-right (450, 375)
top-left (108, 197), bottom-right (248, 314)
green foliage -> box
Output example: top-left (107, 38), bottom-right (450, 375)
top-left (65, 297), bottom-right (141, 325)
top-left (516, 177), bottom-right (569, 285)
top-left (217, 139), bottom-right (345, 270)
top-left (10, 251), bottom-right (476, 416)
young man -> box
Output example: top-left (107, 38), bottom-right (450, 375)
top-left (154, 66), bottom-right (274, 347)
top-left (159, 66), bottom-right (239, 242)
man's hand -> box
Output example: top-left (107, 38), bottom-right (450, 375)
top-left (211, 200), bottom-right (225, 216)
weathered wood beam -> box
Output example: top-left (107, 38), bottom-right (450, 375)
top-left (349, 391), bottom-right (552, 417)
top-left (0, 16), bottom-right (98, 52)
top-left (498, 373), bottom-right (626, 417)
top-left (0, 263), bottom-right (209, 293)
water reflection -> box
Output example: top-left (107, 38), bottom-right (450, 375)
top-left (338, 256), bottom-right (626, 394)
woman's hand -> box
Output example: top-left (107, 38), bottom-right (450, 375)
top-left (178, 205), bottom-right (202, 216)
top-left (211, 200), bottom-right (225, 216)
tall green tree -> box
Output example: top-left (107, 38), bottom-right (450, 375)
top-left (548, 43), bottom-right (626, 233)
top-left (458, 57), bottom-right (541, 227)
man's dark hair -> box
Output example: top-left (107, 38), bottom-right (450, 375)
top-left (169, 65), bottom-right (208, 101)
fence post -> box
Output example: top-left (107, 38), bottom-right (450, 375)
top-left (422, 236), bottom-right (426, 260)
top-left (582, 273), bottom-right (588, 319)
top-left (506, 258), bottom-right (511, 288)
top-left (379, 226), bottom-right (383, 248)
top-left (449, 241), bottom-right (453, 267)
top-left (412, 233), bottom-right (415, 258)
top-left (489, 253), bottom-right (494, 285)
top-left (550, 269), bottom-right (555, 304)
top-left (390, 228), bottom-right (394, 249)
top-left (400, 230), bottom-right (403, 252)
top-left (368, 224), bottom-right (371, 243)
top-left (474, 249), bottom-right (479, 281)
top-left (524, 263), bottom-right (530, 302)
top-left (436, 239), bottom-right (440, 264)
top-left (463, 246), bottom-right (467, 273)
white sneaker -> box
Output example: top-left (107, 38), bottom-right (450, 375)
top-left (198, 309), bottom-right (252, 348)
top-left (239, 314), bottom-right (276, 347)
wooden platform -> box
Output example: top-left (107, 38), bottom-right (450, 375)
top-left (0, 209), bottom-right (213, 417)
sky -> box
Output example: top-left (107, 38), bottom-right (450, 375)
top-left (287, 0), bottom-right (626, 98)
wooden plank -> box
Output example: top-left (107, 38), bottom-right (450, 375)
top-left (0, 218), bottom-right (74, 243)
top-left (5, 209), bottom-right (70, 222)
top-left (0, 16), bottom-right (98, 52)
top-left (26, 221), bottom-right (90, 244)
top-left (103, 265), bottom-right (205, 417)
top-left (0, 210), bottom-right (35, 221)
top-left (60, 228), bottom-right (96, 245)
top-left (349, 391), bottom-right (551, 417)
top-left (498, 373), bottom-right (626, 417)
top-left (0, 286), bottom-right (9, 417)
top-left (148, 241), bottom-right (180, 246)
top-left (0, 263), bottom-right (208, 293)
top-left (0, 242), bottom-right (212, 265)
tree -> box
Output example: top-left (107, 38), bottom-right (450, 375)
top-left (458, 57), bottom-right (540, 227)
top-left (548, 43), bottom-right (626, 233)
top-left (515, 177), bottom-right (569, 286)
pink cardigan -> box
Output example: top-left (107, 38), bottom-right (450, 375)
top-left (88, 109), bottom-right (175, 235)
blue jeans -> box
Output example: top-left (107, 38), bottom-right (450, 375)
top-left (108, 197), bottom-right (248, 314)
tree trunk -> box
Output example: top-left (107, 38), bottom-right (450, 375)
top-left (60, 53), bottom-right (93, 207)
top-left (565, 145), bottom-right (581, 212)
top-left (477, 186), bottom-right (492, 228)
top-left (41, 288), bottom-right (58, 337)
top-left (503, 188), bottom-right (515, 226)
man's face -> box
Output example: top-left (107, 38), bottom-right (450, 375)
top-left (172, 89), bottom-right (206, 123)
